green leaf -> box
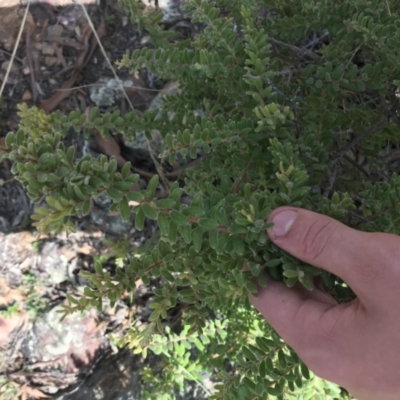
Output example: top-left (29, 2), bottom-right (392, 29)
top-left (301, 363), bottom-right (310, 380)
top-left (16, 129), bottom-right (25, 146)
top-left (209, 229), bottom-right (218, 249)
top-left (278, 349), bottom-right (286, 368)
top-left (170, 210), bottom-right (189, 226)
top-left (178, 224), bottom-right (192, 244)
top-left (242, 346), bottom-right (257, 361)
top-left (161, 270), bottom-right (175, 282)
top-left (5, 132), bottom-right (15, 148)
top-left (107, 188), bottom-right (123, 202)
top-left (192, 338), bottom-right (204, 351)
top-left (94, 261), bottom-right (103, 275)
top-left (90, 107), bottom-right (99, 120)
top-left (155, 198), bottom-right (176, 208)
top-left (82, 199), bottom-right (91, 216)
top-left (299, 276), bottom-right (314, 291)
top-left (170, 188), bottom-right (183, 202)
top-left (73, 185), bottom-right (86, 200)
top-left (46, 196), bottom-right (62, 211)
top-left (169, 221), bottom-right (178, 243)
top-left (266, 259), bottom-right (281, 268)
top-left (135, 208), bottom-right (145, 230)
top-left (142, 203), bottom-right (158, 220)
top-left (283, 269), bottom-right (298, 278)
top-left (245, 280), bottom-right (258, 297)
top-left (266, 386), bottom-right (282, 396)
top-left (183, 129), bottom-right (191, 145)
top-left (266, 357), bottom-right (274, 372)
top-left (147, 175), bottom-right (159, 194)
top-left (182, 207), bottom-right (205, 217)
top-left (120, 198), bottom-right (130, 221)
top-left (315, 79), bottom-right (323, 89)
top-left (108, 158), bottom-right (118, 174)
top-left (121, 162), bottom-right (131, 178)
top-left (229, 224), bottom-right (248, 235)
top-left (198, 218), bottom-right (218, 229)
top-left (233, 236), bottom-right (244, 256)
top-left (127, 191), bottom-right (144, 202)
top-left (193, 226), bottom-right (203, 252)
top-left (158, 212), bottom-right (169, 235)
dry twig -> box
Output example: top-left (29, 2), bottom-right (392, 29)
top-left (335, 120), bottom-right (389, 158)
top-left (0, 2), bottom-right (31, 100)
top-left (78, 2), bottom-right (171, 189)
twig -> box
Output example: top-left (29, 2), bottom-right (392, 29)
top-left (79, 2), bottom-right (170, 189)
top-left (302, 30), bottom-right (330, 50)
top-left (132, 157), bottom-right (205, 179)
top-left (385, 0), bottom-right (392, 15)
top-left (379, 95), bottom-right (400, 129)
top-left (341, 154), bottom-right (370, 177)
top-left (348, 210), bottom-right (376, 226)
top-left (335, 120), bottom-right (389, 158)
top-left (78, 4), bottom-right (133, 109)
top-left (264, 77), bottom-right (301, 135)
top-left (57, 84), bottom-right (163, 93)
top-left (268, 37), bottom-right (321, 60)
top-left (26, 24), bottom-right (38, 102)
top-left (368, 201), bottom-right (400, 219)
top-left (233, 162), bottom-right (252, 192)
top-left (0, 2), bottom-right (31, 100)
top-left (0, 49), bottom-right (23, 63)
top-left (322, 160), bottom-right (339, 198)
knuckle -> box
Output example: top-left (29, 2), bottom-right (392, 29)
top-left (300, 220), bottom-right (337, 262)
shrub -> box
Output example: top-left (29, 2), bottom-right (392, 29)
top-left (2, 0), bottom-right (400, 398)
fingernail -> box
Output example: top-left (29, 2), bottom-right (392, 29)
top-left (270, 210), bottom-right (298, 238)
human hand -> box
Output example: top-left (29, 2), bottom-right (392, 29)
top-left (250, 206), bottom-right (400, 400)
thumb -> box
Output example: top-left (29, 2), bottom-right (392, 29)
top-left (265, 206), bottom-right (399, 304)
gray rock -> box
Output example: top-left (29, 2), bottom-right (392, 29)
top-left (90, 78), bottom-right (135, 107)
top-left (21, 305), bottom-right (106, 376)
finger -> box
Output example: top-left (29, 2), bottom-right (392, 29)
top-left (266, 207), bottom-right (400, 305)
top-left (249, 278), bottom-right (337, 353)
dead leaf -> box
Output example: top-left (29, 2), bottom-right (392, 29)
top-left (39, 19), bottom-right (106, 113)
top-left (39, 71), bottom-right (81, 113)
top-left (94, 130), bottom-right (126, 167)
top-left (47, 36), bottom-right (84, 50)
top-left (17, 385), bottom-right (50, 400)
top-left (93, 129), bottom-right (141, 192)
top-left (22, 90), bottom-right (32, 101)
top-left (0, 137), bottom-right (6, 150)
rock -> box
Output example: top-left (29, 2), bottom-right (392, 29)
top-left (44, 56), bottom-right (58, 67)
top-left (0, 231), bottom-right (36, 287)
top-left (124, 81), bottom-right (180, 157)
top-left (143, 0), bottom-right (185, 25)
top-left (41, 42), bottom-right (56, 55)
top-left (37, 242), bottom-right (71, 284)
top-left (0, 312), bottom-right (29, 374)
top-left (56, 348), bottom-right (143, 400)
top-left (0, 314), bottom-right (27, 348)
top-left (56, 347), bottom-right (212, 400)
top-left (21, 305), bottom-right (106, 375)
top-left (90, 78), bottom-right (136, 107)
top-left (90, 193), bottom-right (135, 236)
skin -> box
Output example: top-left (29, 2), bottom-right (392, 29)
top-left (249, 206), bottom-right (400, 400)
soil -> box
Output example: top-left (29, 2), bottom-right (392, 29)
top-left (0, 1), bottom-right (206, 399)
